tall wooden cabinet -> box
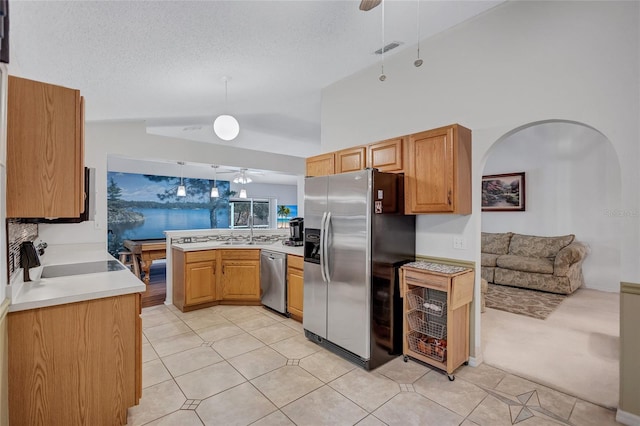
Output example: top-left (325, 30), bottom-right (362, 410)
top-left (8, 293), bottom-right (141, 425)
top-left (405, 124), bottom-right (471, 214)
top-left (287, 254), bottom-right (304, 321)
top-left (6, 76), bottom-right (85, 218)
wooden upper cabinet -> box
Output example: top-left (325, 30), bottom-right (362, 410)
top-left (306, 152), bottom-right (335, 177)
top-left (336, 146), bottom-right (366, 173)
top-left (367, 137), bottom-right (405, 173)
top-left (405, 124), bottom-right (471, 215)
top-left (6, 76), bottom-right (84, 218)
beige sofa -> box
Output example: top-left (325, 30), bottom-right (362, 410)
top-left (481, 232), bottom-right (588, 295)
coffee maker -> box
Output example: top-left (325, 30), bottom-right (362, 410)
top-left (284, 217), bottom-right (304, 246)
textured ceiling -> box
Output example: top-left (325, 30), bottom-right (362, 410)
top-left (10, 0), bottom-right (501, 159)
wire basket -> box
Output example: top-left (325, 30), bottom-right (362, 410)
top-left (406, 287), bottom-right (446, 317)
top-left (407, 310), bottom-right (446, 339)
top-left (407, 331), bottom-right (447, 362)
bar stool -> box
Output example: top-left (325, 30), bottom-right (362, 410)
top-left (119, 251), bottom-right (142, 280)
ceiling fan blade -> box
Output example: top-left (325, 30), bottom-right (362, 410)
top-left (359, 0), bottom-right (381, 11)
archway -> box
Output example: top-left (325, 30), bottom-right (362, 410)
top-left (479, 119), bottom-right (622, 408)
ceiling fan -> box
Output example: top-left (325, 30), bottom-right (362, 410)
top-left (359, 0), bottom-right (381, 11)
top-left (217, 167), bottom-right (264, 184)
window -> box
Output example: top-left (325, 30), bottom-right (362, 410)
top-left (228, 198), bottom-right (277, 229)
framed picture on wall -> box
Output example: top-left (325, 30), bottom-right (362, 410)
top-left (482, 172), bottom-right (526, 211)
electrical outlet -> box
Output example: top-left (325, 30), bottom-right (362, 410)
top-left (453, 236), bottom-right (466, 249)
top-left (184, 237), bottom-right (192, 243)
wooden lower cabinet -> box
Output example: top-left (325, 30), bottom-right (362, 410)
top-left (8, 293), bottom-right (142, 425)
top-left (400, 264), bottom-right (474, 379)
top-left (287, 254), bottom-right (304, 321)
top-left (219, 249), bottom-right (261, 302)
top-left (173, 249), bottom-right (217, 312)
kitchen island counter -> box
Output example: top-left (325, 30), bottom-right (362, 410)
top-left (172, 240), bottom-right (304, 257)
top-left (9, 243), bottom-right (146, 312)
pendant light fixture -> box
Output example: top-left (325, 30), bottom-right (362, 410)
top-left (414, 0), bottom-right (423, 67)
top-left (210, 165), bottom-right (219, 198)
top-left (238, 169), bottom-right (248, 198)
top-left (176, 161), bottom-right (186, 197)
top-left (213, 76), bottom-right (240, 141)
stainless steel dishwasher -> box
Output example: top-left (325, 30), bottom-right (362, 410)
top-left (260, 250), bottom-right (287, 314)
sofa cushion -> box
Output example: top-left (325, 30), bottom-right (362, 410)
top-left (481, 232), bottom-right (513, 255)
top-left (508, 234), bottom-right (575, 258)
top-left (481, 253), bottom-right (500, 267)
top-left (497, 255), bottom-right (554, 274)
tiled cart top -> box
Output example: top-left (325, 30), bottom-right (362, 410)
top-left (403, 261), bottom-right (470, 275)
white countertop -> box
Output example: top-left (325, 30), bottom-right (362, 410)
top-left (9, 243), bottom-right (146, 313)
top-left (172, 240), bottom-right (304, 257)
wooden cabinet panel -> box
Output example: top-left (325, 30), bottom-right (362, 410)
top-left (220, 259), bottom-right (261, 301)
top-left (368, 137), bottom-right (405, 172)
top-left (7, 76), bottom-right (84, 218)
top-left (8, 294), bottom-right (139, 425)
top-left (185, 260), bottom-right (216, 305)
top-left (405, 124), bottom-right (471, 214)
top-left (400, 265), bottom-right (473, 378)
top-left (336, 146), bottom-right (366, 173)
top-left (173, 249), bottom-right (217, 312)
top-left (287, 255), bottom-right (304, 321)
top-left (306, 152), bottom-right (335, 177)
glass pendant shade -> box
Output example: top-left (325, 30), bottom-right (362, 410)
top-left (239, 188), bottom-right (247, 199)
top-left (213, 114), bottom-right (239, 141)
top-left (177, 184), bottom-right (186, 197)
top-left (210, 186), bottom-right (219, 197)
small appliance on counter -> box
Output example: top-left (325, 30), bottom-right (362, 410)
top-left (283, 217), bottom-right (304, 246)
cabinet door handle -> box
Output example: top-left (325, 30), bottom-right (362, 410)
top-left (447, 190), bottom-right (452, 205)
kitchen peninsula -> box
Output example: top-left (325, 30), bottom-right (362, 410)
top-left (166, 229), bottom-right (303, 315)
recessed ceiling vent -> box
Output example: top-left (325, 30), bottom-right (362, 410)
top-left (374, 41), bottom-right (402, 55)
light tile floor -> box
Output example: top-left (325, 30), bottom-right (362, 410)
top-left (128, 304), bottom-right (622, 426)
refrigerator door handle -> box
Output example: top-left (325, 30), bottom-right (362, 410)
top-left (324, 211), bottom-right (332, 283)
top-left (319, 211), bottom-right (328, 283)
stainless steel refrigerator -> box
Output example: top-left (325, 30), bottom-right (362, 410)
top-left (303, 169), bottom-right (415, 370)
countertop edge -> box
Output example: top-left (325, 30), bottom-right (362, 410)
top-left (172, 242), bottom-right (304, 257)
top-left (9, 283), bottom-right (146, 313)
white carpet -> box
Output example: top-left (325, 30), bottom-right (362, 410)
top-left (481, 288), bottom-right (619, 409)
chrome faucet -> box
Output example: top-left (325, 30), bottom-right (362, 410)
top-left (249, 215), bottom-right (254, 244)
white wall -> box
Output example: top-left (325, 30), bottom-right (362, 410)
top-left (228, 182), bottom-right (297, 206)
top-left (321, 1), bottom-right (640, 359)
top-left (38, 121), bottom-right (306, 245)
top-left (482, 122), bottom-right (621, 292)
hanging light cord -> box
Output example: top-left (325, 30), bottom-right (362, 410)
top-left (379, 0), bottom-right (386, 81)
top-left (416, 0), bottom-right (420, 60)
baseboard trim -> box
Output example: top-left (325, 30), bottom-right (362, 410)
top-left (414, 255), bottom-right (475, 270)
top-left (468, 356), bottom-right (482, 367)
top-left (616, 408), bottom-right (640, 425)
top-left (621, 282), bottom-right (640, 295)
